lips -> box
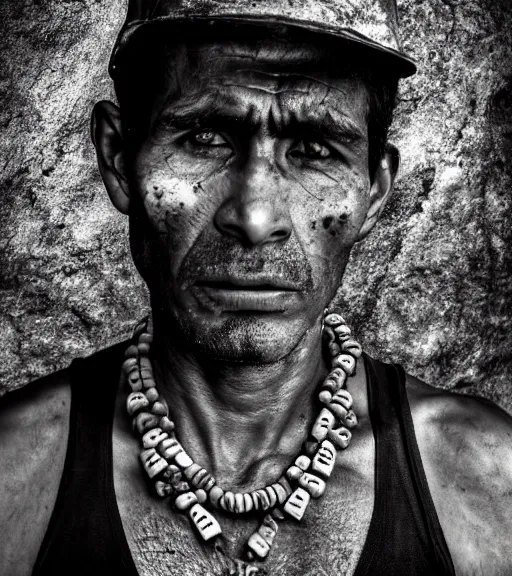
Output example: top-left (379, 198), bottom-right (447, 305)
top-left (192, 277), bottom-right (303, 312)
top-left (195, 276), bottom-right (302, 291)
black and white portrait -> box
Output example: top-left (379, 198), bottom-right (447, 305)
top-left (0, 1), bottom-right (511, 575)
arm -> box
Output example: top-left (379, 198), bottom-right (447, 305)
top-left (0, 372), bottom-right (71, 576)
top-left (407, 376), bottom-right (512, 576)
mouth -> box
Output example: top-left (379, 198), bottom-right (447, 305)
top-left (192, 278), bottom-right (302, 312)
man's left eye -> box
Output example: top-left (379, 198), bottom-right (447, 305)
top-left (290, 140), bottom-right (331, 160)
top-left (190, 130), bottom-right (228, 147)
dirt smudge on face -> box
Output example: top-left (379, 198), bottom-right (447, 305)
top-left (322, 216), bottom-right (334, 229)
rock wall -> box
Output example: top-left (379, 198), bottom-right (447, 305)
top-left (1, 0), bottom-right (511, 412)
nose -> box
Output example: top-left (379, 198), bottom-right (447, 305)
top-left (214, 157), bottom-right (292, 246)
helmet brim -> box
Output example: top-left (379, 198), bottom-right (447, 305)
top-left (109, 15), bottom-right (417, 79)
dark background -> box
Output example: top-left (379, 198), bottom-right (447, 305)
top-left (1, 0), bottom-right (511, 412)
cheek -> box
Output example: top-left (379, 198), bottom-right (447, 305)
top-left (292, 171), bottom-right (370, 251)
top-left (290, 172), bottom-right (370, 285)
top-left (133, 161), bottom-right (224, 273)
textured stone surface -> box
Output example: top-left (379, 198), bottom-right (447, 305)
top-left (1, 0), bottom-right (511, 412)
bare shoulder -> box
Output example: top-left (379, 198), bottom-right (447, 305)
top-left (406, 374), bottom-right (512, 576)
top-left (0, 371), bottom-right (71, 576)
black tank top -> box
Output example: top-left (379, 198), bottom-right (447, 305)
top-left (32, 343), bottom-right (455, 576)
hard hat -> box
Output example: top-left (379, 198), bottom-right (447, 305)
top-left (109, 0), bottom-right (416, 78)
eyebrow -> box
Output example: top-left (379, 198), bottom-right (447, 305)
top-left (156, 92), bottom-right (367, 145)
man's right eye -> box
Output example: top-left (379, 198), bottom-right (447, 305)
top-left (189, 130), bottom-right (229, 147)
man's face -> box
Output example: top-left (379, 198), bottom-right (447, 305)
top-left (125, 38), bottom-right (375, 363)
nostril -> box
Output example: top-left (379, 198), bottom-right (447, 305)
top-left (270, 229), bottom-right (291, 241)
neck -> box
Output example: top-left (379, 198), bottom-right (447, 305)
top-left (151, 322), bottom-right (327, 491)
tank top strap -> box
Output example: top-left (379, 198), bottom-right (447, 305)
top-left (32, 341), bottom-right (136, 576)
top-left (354, 354), bottom-right (455, 576)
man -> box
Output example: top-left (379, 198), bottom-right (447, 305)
top-left (0, 1), bottom-right (511, 575)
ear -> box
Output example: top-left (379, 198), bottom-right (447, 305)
top-left (356, 144), bottom-right (399, 241)
top-left (91, 100), bottom-right (131, 215)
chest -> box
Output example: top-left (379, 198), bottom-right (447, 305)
top-left (113, 426), bottom-right (375, 576)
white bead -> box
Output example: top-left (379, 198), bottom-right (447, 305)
top-left (234, 493), bottom-right (245, 513)
top-left (247, 532), bottom-right (270, 559)
top-left (328, 426), bottom-right (352, 449)
top-left (163, 464), bottom-right (181, 483)
top-left (175, 491), bottom-right (198, 510)
top-left (334, 324), bottom-right (351, 340)
top-left (155, 480), bottom-right (172, 497)
top-left (278, 476), bottom-right (293, 496)
top-left (140, 448), bottom-right (167, 479)
top-left (175, 451), bottom-right (193, 468)
top-left (258, 522), bottom-right (277, 546)
top-left (341, 409), bottom-right (358, 429)
top-left (322, 368), bottom-right (346, 394)
top-left (312, 440), bottom-right (336, 478)
top-left (286, 465), bottom-right (303, 481)
top-left (142, 427), bottom-right (168, 449)
top-left (318, 390), bottom-right (332, 404)
top-left (138, 342), bottom-right (151, 355)
top-left (311, 408), bottom-right (335, 442)
top-left (199, 475), bottom-right (216, 492)
top-left (243, 493), bottom-right (254, 512)
top-left (333, 354), bottom-right (356, 375)
top-left (324, 313), bottom-right (345, 327)
top-left (272, 483), bottom-right (288, 505)
top-left (159, 416), bottom-right (175, 432)
top-left (341, 339), bottom-right (363, 359)
top-left (327, 402), bottom-right (348, 419)
top-left (195, 489), bottom-right (207, 504)
top-left (138, 332), bottom-right (153, 345)
top-left (283, 487), bottom-right (311, 521)
top-left (126, 369), bottom-right (142, 391)
top-left (158, 438), bottom-right (184, 459)
top-left (184, 463), bottom-right (202, 480)
top-left (262, 514), bottom-right (278, 533)
top-left (189, 503), bottom-right (222, 541)
top-left (126, 391), bottom-right (149, 416)
top-left (298, 472), bottom-right (326, 498)
top-left (331, 389), bottom-right (353, 410)
top-left (256, 489), bottom-right (271, 510)
top-left (133, 412), bottom-right (159, 434)
top-left (208, 485), bottom-right (224, 507)
top-left (265, 486), bottom-right (277, 508)
top-left (124, 344), bottom-right (139, 358)
top-left (145, 387), bottom-right (159, 403)
top-left (295, 455), bottom-right (311, 471)
top-left (151, 401), bottom-right (168, 416)
top-left (251, 492), bottom-right (261, 511)
top-left (122, 358), bottom-right (138, 375)
top-left (223, 491), bottom-right (236, 512)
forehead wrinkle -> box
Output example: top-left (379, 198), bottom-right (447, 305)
top-left (158, 88), bottom-right (252, 127)
top-left (155, 74), bottom-right (368, 145)
top-left (225, 69), bottom-right (351, 99)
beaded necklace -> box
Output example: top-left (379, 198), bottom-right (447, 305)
top-left (122, 310), bottom-right (362, 565)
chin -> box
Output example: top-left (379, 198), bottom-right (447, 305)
top-left (181, 313), bottom-right (308, 365)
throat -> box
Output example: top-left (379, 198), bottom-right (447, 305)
top-left (150, 327), bottom-right (326, 489)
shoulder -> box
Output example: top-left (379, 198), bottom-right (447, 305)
top-left (405, 373), bottom-right (512, 576)
top-left (0, 370), bottom-right (71, 576)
